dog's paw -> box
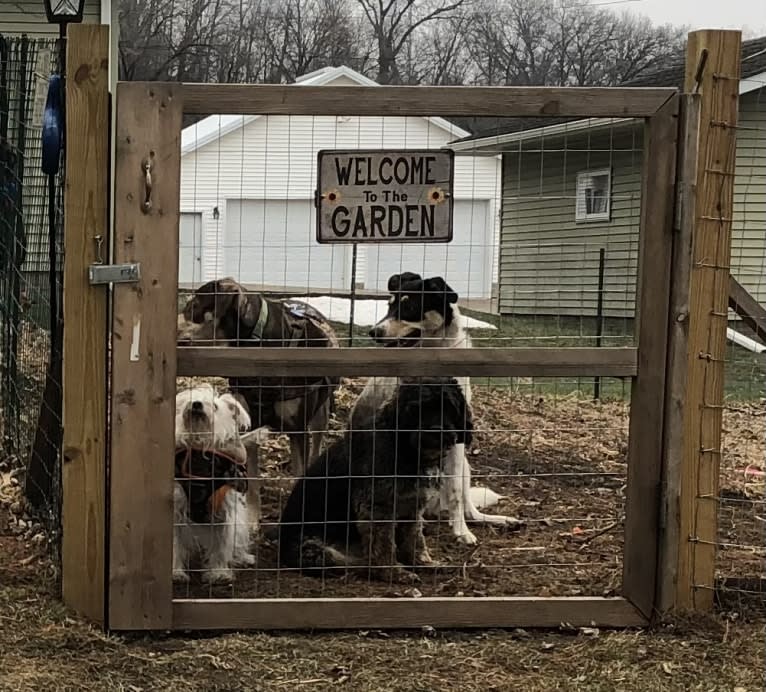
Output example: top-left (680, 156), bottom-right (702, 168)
top-left (202, 568), bottom-right (234, 584)
top-left (235, 552), bottom-right (256, 567)
top-left (414, 550), bottom-right (434, 566)
top-left (392, 567), bottom-right (421, 584)
top-left (455, 529), bottom-right (478, 545)
top-left (172, 569), bottom-right (190, 583)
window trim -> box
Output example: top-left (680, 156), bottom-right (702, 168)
top-left (575, 167), bottom-right (612, 223)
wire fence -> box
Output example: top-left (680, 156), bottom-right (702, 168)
top-left (175, 88), bottom-right (764, 610)
top-left (715, 72), bottom-right (766, 614)
top-left (174, 110), bottom-right (637, 600)
top-left (0, 34), bottom-right (64, 568)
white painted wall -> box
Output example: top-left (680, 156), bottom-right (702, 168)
top-left (179, 77), bottom-right (502, 299)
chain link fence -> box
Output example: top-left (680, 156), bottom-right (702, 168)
top-left (1, 34), bottom-right (64, 565)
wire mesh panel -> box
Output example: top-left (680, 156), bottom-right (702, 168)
top-left (716, 74), bottom-right (766, 614)
top-left (173, 111), bottom-right (643, 605)
top-left (0, 35), bottom-right (63, 563)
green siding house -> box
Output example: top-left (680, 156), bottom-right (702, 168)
top-left (453, 36), bottom-right (766, 319)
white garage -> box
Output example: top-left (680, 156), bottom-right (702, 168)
top-left (179, 65), bottom-right (502, 299)
top-left (179, 212), bottom-right (203, 285)
top-left (363, 199), bottom-right (493, 298)
top-left (223, 199), bottom-right (350, 290)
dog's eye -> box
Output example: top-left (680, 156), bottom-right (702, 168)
top-left (213, 402), bottom-right (218, 411)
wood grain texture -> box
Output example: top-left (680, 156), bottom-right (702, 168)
top-left (179, 83), bottom-right (676, 117)
top-left (656, 95), bottom-right (701, 614)
top-left (171, 597), bottom-right (647, 631)
top-left (177, 346), bottom-right (638, 378)
top-left (61, 24), bottom-right (109, 625)
top-left (728, 275), bottom-right (766, 343)
top-left (622, 96), bottom-right (679, 619)
top-left (677, 30), bottom-right (741, 611)
top-left (109, 82), bottom-right (182, 629)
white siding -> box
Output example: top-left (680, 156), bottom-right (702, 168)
top-left (498, 89), bottom-right (766, 316)
top-left (180, 81), bottom-right (501, 295)
top-left (731, 89), bottom-right (766, 306)
top-left (500, 126), bottom-right (643, 318)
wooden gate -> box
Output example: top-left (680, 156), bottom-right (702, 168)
top-left (99, 81), bottom-right (679, 630)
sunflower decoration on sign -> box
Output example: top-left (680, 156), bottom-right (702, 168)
top-left (427, 187), bottom-right (446, 205)
top-left (323, 188), bottom-right (341, 204)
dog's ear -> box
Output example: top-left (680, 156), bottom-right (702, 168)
top-left (236, 287), bottom-right (261, 330)
top-left (424, 276), bottom-right (458, 305)
top-left (220, 391), bottom-right (252, 432)
top-left (388, 272), bottom-right (422, 293)
top-left (445, 384), bottom-right (473, 446)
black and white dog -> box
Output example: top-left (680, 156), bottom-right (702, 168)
top-left (173, 384), bottom-right (265, 583)
top-left (352, 272), bottom-right (522, 545)
top-left (178, 278), bottom-right (340, 478)
top-left (278, 377), bottom-right (473, 583)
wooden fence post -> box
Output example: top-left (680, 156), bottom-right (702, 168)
top-left (61, 24), bottom-right (110, 624)
top-left (674, 29), bottom-right (741, 611)
top-left (108, 82), bottom-right (182, 629)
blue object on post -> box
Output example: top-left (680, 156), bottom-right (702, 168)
top-left (41, 74), bottom-right (63, 176)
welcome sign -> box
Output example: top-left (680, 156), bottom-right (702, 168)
top-left (316, 149), bottom-right (454, 243)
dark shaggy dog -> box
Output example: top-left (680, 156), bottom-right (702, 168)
top-left (353, 272), bottom-right (522, 545)
top-left (278, 377), bottom-right (473, 583)
top-left (178, 277), bottom-right (339, 477)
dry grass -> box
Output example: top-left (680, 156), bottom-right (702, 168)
top-left (0, 569), bottom-right (763, 691)
top-left (1, 376), bottom-right (763, 690)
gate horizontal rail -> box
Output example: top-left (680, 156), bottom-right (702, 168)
top-left (180, 83), bottom-right (677, 118)
top-left (177, 346), bottom-right (639, 378)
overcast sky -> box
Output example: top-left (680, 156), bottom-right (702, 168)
top-left (621, 0), bottom-right (765, 36)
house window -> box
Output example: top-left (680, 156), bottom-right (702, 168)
top-left (575, 168), bottom-right (611, 222)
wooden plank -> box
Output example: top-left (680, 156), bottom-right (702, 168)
top-left (677, 30), bottom-right (741, 612)
top-left (61, 24), bottom-right (110, 625)
top-left (108, 82), bottom-right (182, 630)
top-left (170, 597), bottom-right (647, 631)
top-left (177, 346), bottom-right (638, 378)
top-left (622, 96), bottom-right (680, 619)
top-left (728, 275), bottom-right (766, 343)
top-left (656, 94), bottom-right (701, 614)
top-left (179, 83), bottom-right (676, 118)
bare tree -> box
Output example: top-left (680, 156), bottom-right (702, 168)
top-left (466, 0), bottom-right (685, 87)
top-left (356, 0), bottom-right (468, 84)
top-left (118, 0), bottom-right (685, 87)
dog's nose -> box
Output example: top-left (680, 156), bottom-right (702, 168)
top-left (369, 326), bottom-right (384, 340)
top-left (191, 401), bottom-right (204, 412)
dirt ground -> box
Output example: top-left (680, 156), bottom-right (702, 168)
top-left (1, 385), bottom-right (764, 690)
top-left (0, 533), bottom-right (764, 691)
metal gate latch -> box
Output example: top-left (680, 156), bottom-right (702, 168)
top-left (88, 263), bottom-right (141, 285)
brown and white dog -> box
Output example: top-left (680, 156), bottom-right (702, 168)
top-left (177, 278), bottom-right (340, 478)
top-left (173, 384), bottom-right (265, 584)
top-left (351, 272), bottom-right (523, 545)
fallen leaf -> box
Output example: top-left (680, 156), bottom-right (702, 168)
top-left (661, 662), bottom-right (673, 675)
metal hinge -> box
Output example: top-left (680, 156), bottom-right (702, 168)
top-left (88, 263), bottom-right (141, 285)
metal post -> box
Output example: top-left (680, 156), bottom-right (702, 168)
top-left (594, 247), bottom-right (605, 400)
top-left (347, 243), bottom-right (358, 346)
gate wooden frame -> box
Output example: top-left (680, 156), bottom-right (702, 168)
top-left (102, 81), bottom-right (679, 631)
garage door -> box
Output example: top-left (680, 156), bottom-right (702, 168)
top-left (363, 200), bottom-right (493, 299)
top-left (179, 212), bottom-right (203, 286)
top-left (224, 199), bottom-right (349, 291)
